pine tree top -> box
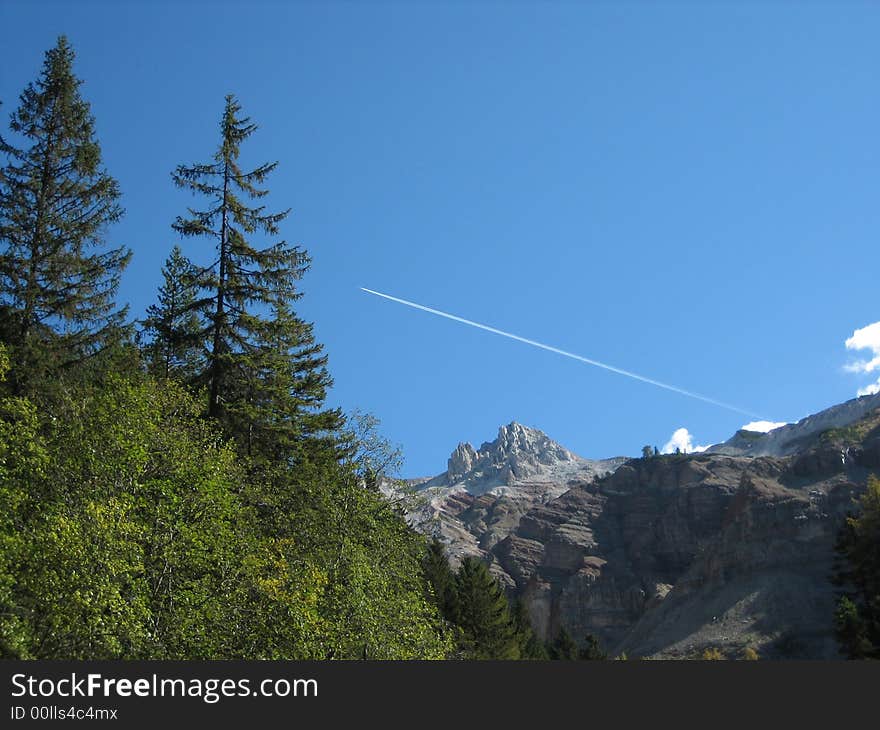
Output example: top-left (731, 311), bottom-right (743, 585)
top-left (0, 35), bottom-right (129, 383)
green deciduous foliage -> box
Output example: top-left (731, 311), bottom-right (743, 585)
top-left (0, 39), bottom-right (464, 662)
top-left (0, 368), bottom-right (451, 659)
top-left (345, 408), bottom-right (403, 490)
top-left (312, 481), bottom-right (451, 659)
top-left (701, 647), bottom-right (725, 660)
top-left (0, 36), bottom-right (130, 392)
top-left (227, 441), bottom-right (451, 659)
top-left (0, 345), bottom-right (48, 656)
top-left (0, 373), bottom-right (243, 658)
top-left (833, 474), bottom-right (880, 659)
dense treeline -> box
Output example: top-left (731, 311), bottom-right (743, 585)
top-left (0, 36), bottom-right (459, 659)
top-left (422, 541), bottom-right (608, 659)
top-left (0, 35), bottom-right (601, 661)
top-left (4, 36), bottom-right (873, 663)
top-left (833, 474), bottom-right (880, 659)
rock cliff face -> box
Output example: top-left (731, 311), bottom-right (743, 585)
top-left (403, 422), bottom-right (624, 565)
top-left (495, 408), bottom-right (880, 658)
top-left (406, 398), bottom-right (880, 658)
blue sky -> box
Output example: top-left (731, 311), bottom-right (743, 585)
top-left (2, 1), bottom-right (878, 475)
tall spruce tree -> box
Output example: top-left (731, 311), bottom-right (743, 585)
top-left (0, 36), bottom-right (130, 391)
top-left (171, 94), bottom-right (341, 455)
top-left (142, 245), bottom-right (203, 382)
top-left (423, 539), bottom-right (458, 621)
top-left (454, 557), bottom-right (521, 659)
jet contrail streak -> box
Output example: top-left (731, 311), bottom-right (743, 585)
top-left (361, 287), bottom-right (762, 419)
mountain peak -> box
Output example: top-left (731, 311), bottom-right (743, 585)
top-left (480, 422), bottom-right (577, 467)
top-left (447, 441), bottom-right (479, 483)
top-left (435, 421), bottom-right (591, 493)
top-left (497, 421), bottom-right (540, 440)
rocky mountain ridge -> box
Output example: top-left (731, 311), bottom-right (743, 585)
top-left (707, 390), bottom-right (880, 457)
top-left (400, 422), bottom-right (624, 564)
top-left (414, 421), bottom-right (622, 493)
top-left (405, 393), bottom-right (880, 658)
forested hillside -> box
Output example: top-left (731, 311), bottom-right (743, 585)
top-left (0, 36), bottom-right (459, 660)
top-left (2, 37), bottom-right (876, 663)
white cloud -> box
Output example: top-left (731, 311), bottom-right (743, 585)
top-left (662, 427), bottom-right (709, 454)
top-left (844, 360), bottom-right (880, 375)
top-left (845, 322), bottom-right (880, 396)
top-left (857, 379), bottom-right (880, 397)
top-left (740, 420), bottom-right (787, 433)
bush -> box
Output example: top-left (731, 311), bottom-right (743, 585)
top-left (701, 647), bottom-right (725, 660)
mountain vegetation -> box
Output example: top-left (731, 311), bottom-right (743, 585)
top-left (421, 540), bottom-right (602, 659)
top-left (0, 36), bottom-right (130, 395)
top-left (833, 474), bottom-right (880, 659)
top-left (0, 36), bottom-right (452, 660)
top-left (1, 37), bottom-right (877, 662)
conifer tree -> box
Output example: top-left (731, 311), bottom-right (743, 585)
top-left (549, 626), bottom-right (579, 660)
top-left (171, 94), bottom-right (341, 454)
top-left (423, 539), bottom-right (458, 620)
top-left (548, 626), bottom-right (607, 660)
top-left (511, 598), bottom-right (548, 659)
top-left (453, 557), bottom-right (520, 659)
top-left (142, 245), bottom-right (203, 381)
top-left (579, 632), bottom-right (608, 660)
top-left (0, 36), bottom-right (130, 390)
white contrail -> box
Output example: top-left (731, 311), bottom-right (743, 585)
top-left (361, 287), bottom-right (762, 419)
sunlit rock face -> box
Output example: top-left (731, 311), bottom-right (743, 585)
top-left (396, 395), bottom-right (880, 659)
top-left (398, 422), bottom-right (625, 565)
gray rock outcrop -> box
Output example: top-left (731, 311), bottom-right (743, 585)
top-left (401, 395), bottom-right (880, 659)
